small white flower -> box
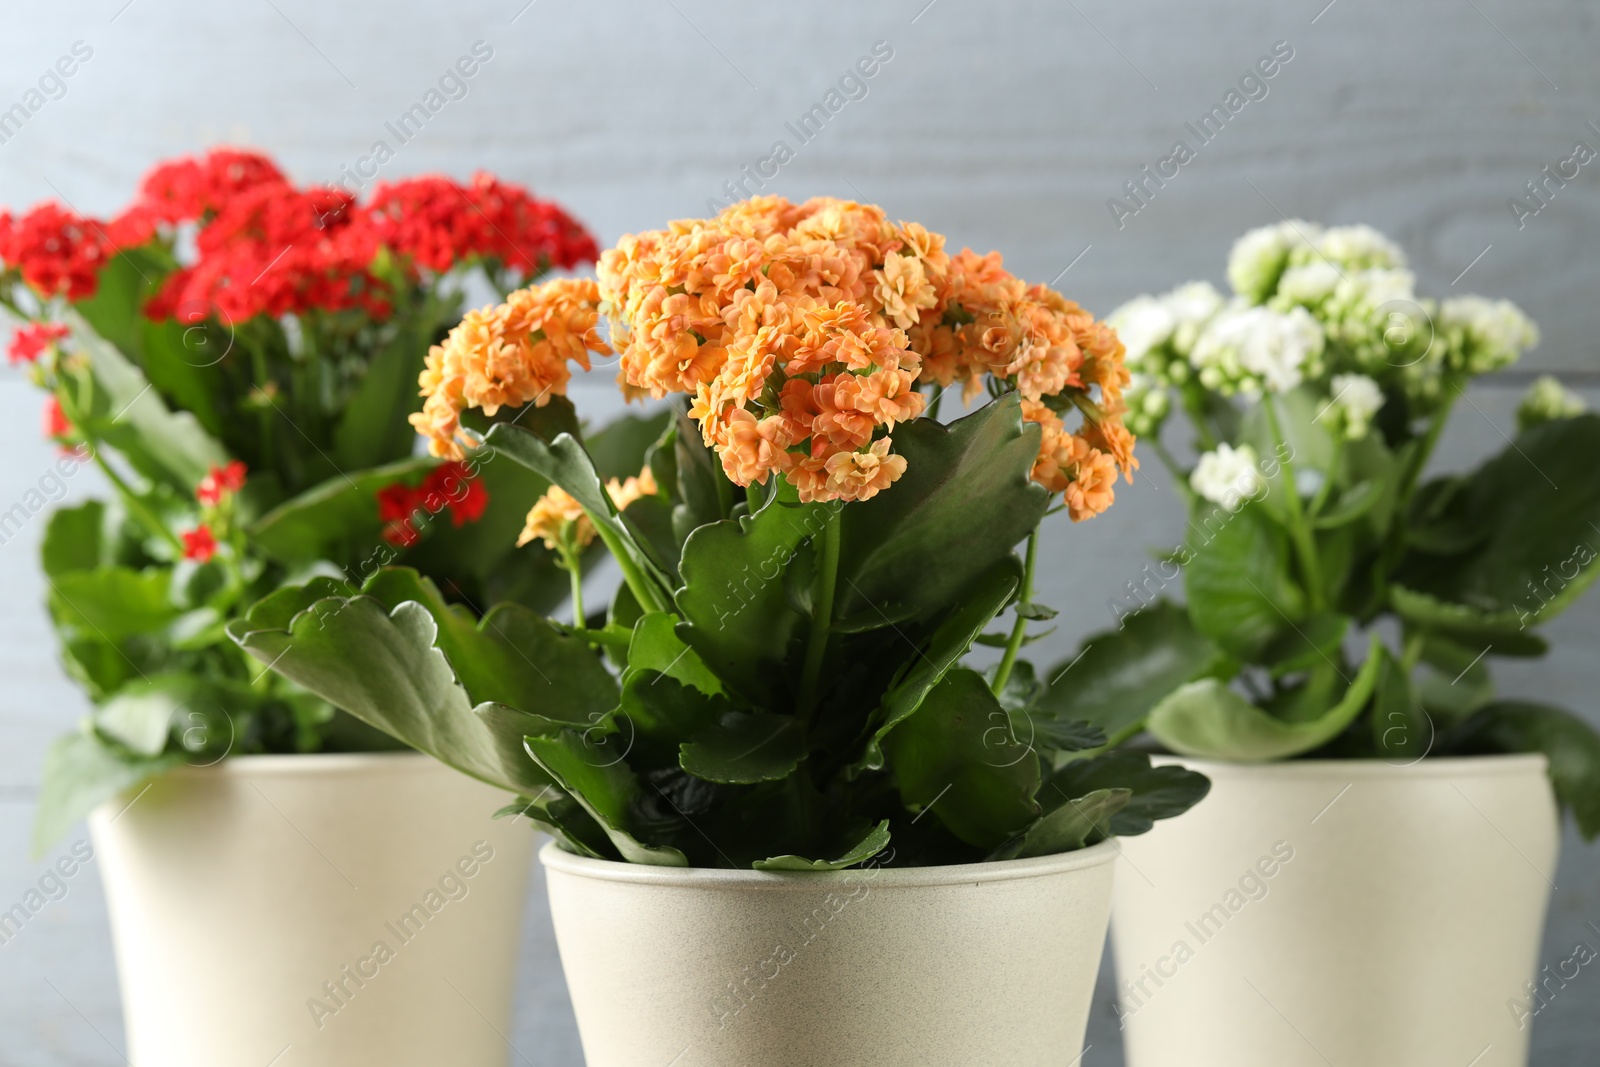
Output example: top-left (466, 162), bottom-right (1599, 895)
top-left (1440, 296), bottom-right (1539, 375)
top-left (1517, 375), bottom-right (1586, 432)
top-left (1318, 373), bottom-right (1385, 440)
top-left (1192, 304), bottom-right (1325, 395)
top-left (1276, 262), bottom-right (1342, 308)
top-left (1164, 281), bottom-right (1226, 354)
top-left (1191, 443), bottom-right (1265, 511)
top-left (1228, 220), bottom-right (1321, 304)
top-left (1108, 295), bottom-right (1176, 366)
top-left (1311, 225), bottom-right (1407, 272)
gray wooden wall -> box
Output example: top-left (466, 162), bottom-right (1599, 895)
top-left (2, 1), bottom-right (1597, 1063)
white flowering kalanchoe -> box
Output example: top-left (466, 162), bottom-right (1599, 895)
top-left (1107, 295), bottom-right (1176, 368)
top-left (1517, 375), bottom-right (1586, 433)
top-left (1301, 225), bottom-right (1407, 273)
top-left (1190, 443), bottom-right (1264, 511)
top-left (1228, 220), bottom-right (1322, 304)
top-left (1318, 268), bottom-right (1430, 375)
top-left (1163, 281), bottom-right (1226, 356)
top-left (1189, 303), bottom-right (1325, 397)
top-left (1317, 373), bottom-right (1385, 440)
top-left (1440, 296), bottom-right (1539, 376)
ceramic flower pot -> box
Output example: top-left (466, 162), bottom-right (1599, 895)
top-left (540, 837), bottom-right (1116, 1067)
top-left (89, 752), bottom-right (534, 1067)
top-left (1110, 754), bottom-right (1559, 1067)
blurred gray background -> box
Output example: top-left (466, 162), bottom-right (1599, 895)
top-left (2, 0), bottom-right (1598, 1063)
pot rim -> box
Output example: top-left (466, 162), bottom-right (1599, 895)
top-left (538, 836), bottom-right (1119, 889)
top-left (160, 749), bottom-right (430, 777)
top-left (1150, 752), bottom-right (1549, 778)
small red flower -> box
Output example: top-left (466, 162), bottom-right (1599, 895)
top-left (0, 203), bottom-right (109, 300)
top-left (374, 462), bottom-right (489, 547)
top-left (43, 396), bottom-right (72, 439)
top-left (196, 460), bottom-right (248, 505)
top-left (181, 525), bottom-right (217, 562)
top-left (376, 482), bottom-right (422, 547)
top-left (7, 322), bottom-right (70, 365)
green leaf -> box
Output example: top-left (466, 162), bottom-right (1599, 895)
top-left (331, 320), bottom-right (431, 470)
top-left (93, 674), bottom-right (198, 756)
top-left (680, 712), bottom-right (807, 784)
top-left (64, 321), bottom-right (229, 492)
top-left (32, 730), bottom-right (183, 856)
top-left (619, 671), bottom-right (731, 768)
top-left (1399, 415), bottom-right (1600, 625)
top-left (41, 500), bottom-right (106, 578)
top-left (1415, 634), bottom-right (1495, 722)
top-left (523, 731), bottom-right (689, 865)
top-left (1184, 500), bottom-right (1307, 660)
top-left (851, 559), bottom-right (1020, 774)
top-left (1044, 752), bottom-right (1211, 836)
top-left (249, 457), bottom-right (434, 566)
top-left (585, 409), bottom-right (674, 481)
top-left (990, 788), bottom-right (1130, 860)
top-left (1260, 612), bottom-right (1350, 679)
top-left (835, 395), bottom-right (1049, 621)
top-left (1389, 586), bottom-right (1548, 656)
top-left (624, 612), bottom-right (724, 696)
top-left (754, 820), bottom-right (892, 871)
top-left (1371, 647), bottom-right (1430, 761)
top-left (674, 493), bottom-right (818, 707)
top-left (482, 422), bottom-right (672, 608)
top-left (670, 402), bottom-right (734, 542)
top-left (1147, 635), bottom-right (1385, 761)
top-left (1312, 479), bottom-right (1383, 530)
top-left (1446, 701), bottom-right (1600, 840)
top-left (881, 667), bottom-right (1041, 848)
top-left (48, 567), bottom-right (178, 641)
top-left (1035, 600), bottom-right (1226, 744)
top-left (227, 578), bottom-right (552, 796)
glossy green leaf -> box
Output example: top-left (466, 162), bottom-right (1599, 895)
top-left (249, 457), bottom-right (433, 566)
top-left (754, 820), bottom-right (892, 871)
top-left (1184, 501), bottom-right (1307, 660)
top-left (836, 395), bottom-right (1048, 621)
top-left (523, 731), bottom-right (689, 865)
top-left (41, 500), bottom-right (106, 578)
top-left (882, 667), bottom-right (1041, 848)
top-left (1370, 646), bottom-right (1431, 761)
top-left (624, 612), bottom-right (724, 696)
top-left (681, 712), bottom-right (807, 784)
top-left (991, 788), bottom-right (1130, 860)
top-left (1044, 752), bottom-right (1211, 836)
top-left (48, 567), bottom-right (178, 641)
top-left (32, 730), bottom-right (183, 857)
top-left (1147, 635), bottom-right (1385, 761)
top-left (1035, 600), bottom-right (1227, 744)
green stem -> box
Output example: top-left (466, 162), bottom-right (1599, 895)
top-left (1264, 396), bottom-right (1326, 611)
top-left (1399, 392), bottom-right (1456, 501)
top-left (567, 559), bottom-right (585, 629)
top-left (992, 528), bottom-right (1039, 695)
top-left (797, 505), bottom-right (842, 721)
top-left (592, 523), bottom-right (671, 615)
top-left (1400, 629), bottom-right (1427, 674)
top-left (745, 481), bottom-right (764, 514)
top-left (89, 449), bottom-right (187, 555)
top-left (927, 386), bottom-right (944, 422)
top-left (1308, 437), bottom-right (1345, 519)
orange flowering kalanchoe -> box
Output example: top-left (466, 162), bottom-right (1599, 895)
top-left (414, 197), bottom-right (1135, 521)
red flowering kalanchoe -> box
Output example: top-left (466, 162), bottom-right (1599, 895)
top-left (0, 205), bottom-right (110, 300)
top-left (7, 322), bottom-right (69, 365)
top-left (181, 525), bottom-right (218, 562)
top-left (42, 396), bottom-right (72, 440)
top-left (196, 460), bottom-right (248, 505)
top-left (376, 461), bottom-right (489, 547)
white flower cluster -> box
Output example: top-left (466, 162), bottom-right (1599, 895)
top-left (1516, 375), bottom-right (1586, 433)
top-left (1108, 281), bottom-right (1225, 435)
top-left (1190, 443), bottom-right (1265, 511)
top-left (1439, 296), bottom-right (1540, 377)
top-left (1316, 373), bottom-right (1385, 440)
top-left (1227, 222), bottom-right (1406, 305)
top-left (1189, 303), bottom-right (1325, 397)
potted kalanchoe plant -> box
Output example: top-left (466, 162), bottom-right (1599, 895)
top-left (230, 196), bottom-right (1211, 1067)
top-left (1, 148), bottom-right (624, 1067)
top-left (1057, 220), bottom-right (1600, 1067)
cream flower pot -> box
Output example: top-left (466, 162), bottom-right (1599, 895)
top-left (89, 752), bottom-right (534, 1067)
top-left (541, 837), bottom-right (1118, 1067)
top-left (1110, 755), bottom-right (1559, 1067)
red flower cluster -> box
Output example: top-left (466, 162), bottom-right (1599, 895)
top-left (364, 172), bottom-right (599, 277)
top-left (2, 148), bottom-right (599, 327)
top-left (196, 460), bottom-right (248, 505)
top-left (376, 461), bottom-right (489, 547)
top-left (182, 525), bottom-right (218, 562)
top-left (7, 322), bottom-right (69, 364)
top-left (43, 396), bottom-right (72, 439)
top-left (0, 204), bottom-right (110, 300)
top-left (145, 185), bottom-right (386, 323)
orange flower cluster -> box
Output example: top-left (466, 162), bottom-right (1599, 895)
top-left (411, 278), bottom-right (610, 460)
top-left (417, 197), bottom-right (1135, 518)
top-left (518, 466), bottom-right (659, 551)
